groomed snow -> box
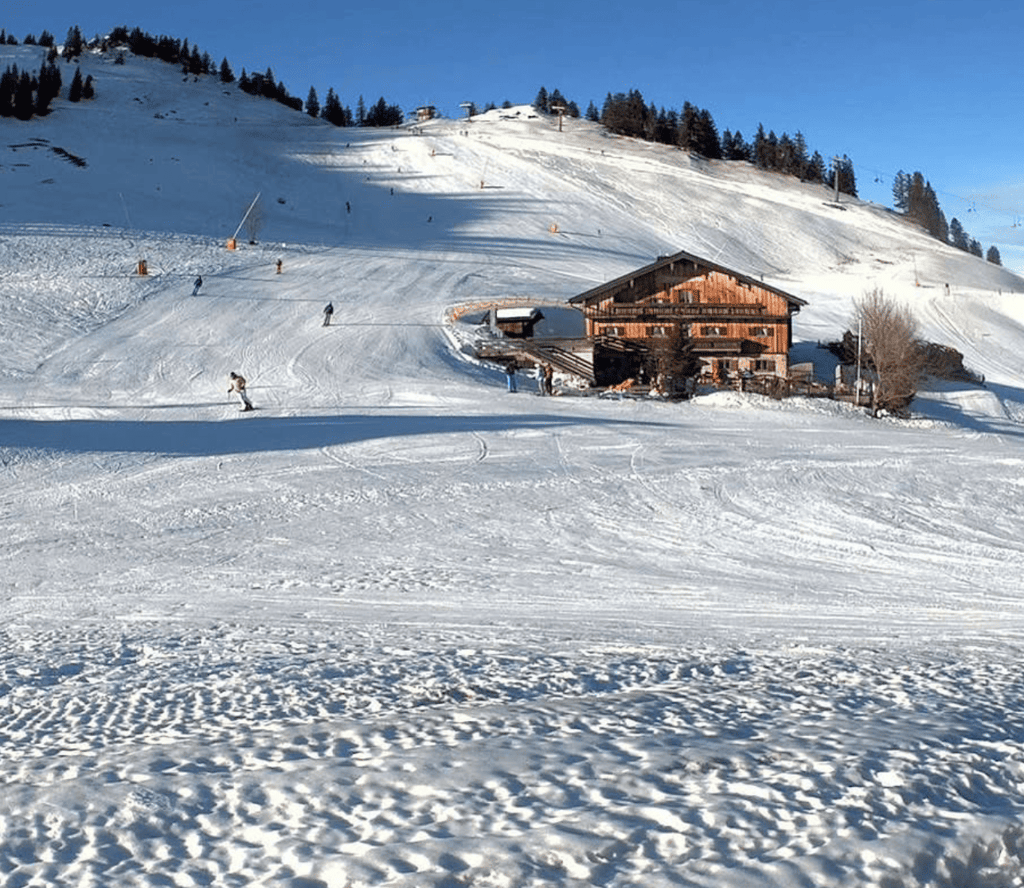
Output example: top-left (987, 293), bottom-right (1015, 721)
top-left (3, 45), bottom-right (1024, 888)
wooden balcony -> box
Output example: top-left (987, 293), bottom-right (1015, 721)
top-left (584, 303), bottom-right (770, 322)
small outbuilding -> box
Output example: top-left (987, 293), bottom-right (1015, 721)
top-left (494, 306), bottom-right (544, 339)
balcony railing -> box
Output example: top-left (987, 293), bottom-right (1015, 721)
top-left (584, 303), bottom-right (769, 321)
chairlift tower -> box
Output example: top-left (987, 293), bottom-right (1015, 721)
top-left (551, 102), bottom-right (566, 132)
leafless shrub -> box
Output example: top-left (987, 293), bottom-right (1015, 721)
top-left (242, 195), bottom-right (265, 244)
top-left (853, 288), bottom-right (925, 416)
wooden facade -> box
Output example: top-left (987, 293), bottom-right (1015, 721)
top-left (569, 250), bottom-right (807, 381)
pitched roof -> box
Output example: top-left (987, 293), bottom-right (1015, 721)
top-left (569, 248), bottom-right (807, 308)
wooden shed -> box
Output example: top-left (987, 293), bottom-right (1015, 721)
top-left (569, 249), bottom-right (806, 382)
top-left (494, 306), bottom-right (544, 339)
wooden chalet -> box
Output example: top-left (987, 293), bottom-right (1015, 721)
top-left (569, 249), bottom-right (807, 383)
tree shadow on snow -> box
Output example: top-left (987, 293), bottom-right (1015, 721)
top-left (0, 412), bottom-right (669, 458)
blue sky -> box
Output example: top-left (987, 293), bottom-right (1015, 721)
top-left (5, 0), bottom-right (1024, 270)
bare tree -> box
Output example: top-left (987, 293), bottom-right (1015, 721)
top-left (242, 194), bottom-right (265, 244)
top-left (644, 326), bottom-right (702, 397)
top-left (853, 289), bottom-right (924, 416)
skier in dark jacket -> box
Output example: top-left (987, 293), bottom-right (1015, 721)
top-left (192, 275), bottom-right (203, 296)
top-left (323, 302), bottom-right (334, 326)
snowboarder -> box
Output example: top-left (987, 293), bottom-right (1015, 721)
top-left (228, 371), bottom-right (254, 411)
top-left (192, 275), bottom-right (203, 296)
top-left (505, 363), bottom-right (517, 393)
top-left (322, 302), bottom-right (334, 326)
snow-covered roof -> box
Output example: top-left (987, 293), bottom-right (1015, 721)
top-left (495, 307), bottom-right (542, 321)
top-left (570, 248), bottom-right (808, 308)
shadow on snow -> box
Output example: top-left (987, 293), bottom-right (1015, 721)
top-left (0, 412), bottom-right (669, 457)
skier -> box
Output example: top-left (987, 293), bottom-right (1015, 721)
top-left (505, 362), bottom-right (517, 393)
top-left (192, 275), bottom-right (203, 296)
top-left (228, 371), bottom-right (254, 411)
top-left (276, 259), bottom-right (283, 274)
top-left (322, 302), bottom-right (334, 326)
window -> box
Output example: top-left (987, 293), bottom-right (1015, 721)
top-left (749, 326), bottom-right (770, 338)
top-left (701, 325), bottom-right (727, 337)
top-left (646, 325), bottom-right (670, 337)
top-left (754, 359), bottom-right (775, 372)
top-left (604, 326), bottom-right (624, 336)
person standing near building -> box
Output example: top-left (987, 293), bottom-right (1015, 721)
top-left (505, 362), bottom-right (517, 393)
top-left (544, 363), bottom-right (554, 395)
top-left (228, 371), bottom-right (254, 411)
top-left (536, 363), bottom-right (547, 396)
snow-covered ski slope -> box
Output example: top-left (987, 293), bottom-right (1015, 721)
top-left (5, 44), bottom-right (1024, 888)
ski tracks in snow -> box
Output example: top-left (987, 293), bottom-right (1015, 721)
top-left (2, 625), bottom-right (1024, 887)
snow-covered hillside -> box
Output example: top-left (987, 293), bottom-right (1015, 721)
top-left (4, 44), bottom-right (1024, 888)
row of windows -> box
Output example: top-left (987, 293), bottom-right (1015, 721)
top-left (603, 325), bottom-right (775, 338)
top-left (703, 325), bottom-right (772, 338)
top-left (715, 358), bottom-right (777, 373)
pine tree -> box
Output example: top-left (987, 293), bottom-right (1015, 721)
top-left (261, 68), bottom-right (277, 99)
top-left (892, 170), bottom-right (910, 212)
top-left (68, 66), bottom-right (83, 102)
top-left (723, 130), bottom-right (751, 162)
top-left (830, 155), bottom-right (857, 197)
top-left (752, 124), bottom-right (770, 169)
top-left (534, 86), bottom-right (548, 113)
top-left (13, 69), bottom-right (34, 120)
top-left (305, 86), bottom-right (320, 118)
top-left (907, 173), bottom-right (947, 241)
top-left (321, 88), bottom-right (347, 126)
top-left (35, 60), bottom-right (60, 114)
top-left (356, 95), bottom-right (366, 126)
top-left (61, 25), bottom-right (83, 61)
top-left (82, 74), bottom-right (94, 100)
top-left (949, 217), bottom-right (970, 251)
top-left (806, 151), bottom-right (826, 184)
top-left (678, 101), bottom-right (699, 151)
top-left (585, 100), bottom-right (599, 122)
top-left (0, 66), bottom-right (15, 117)
top-left (219, 58), bottom-right (234, 83)
top-left (792, 132), bottom-right (809, 178)
top-left (987, 245), bottom-right (1002, 265)
top-left (697, 108), bottom-right (721, 159)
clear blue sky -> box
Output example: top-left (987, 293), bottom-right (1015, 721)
top-left (5, 0), bottom-right (1024, 271)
